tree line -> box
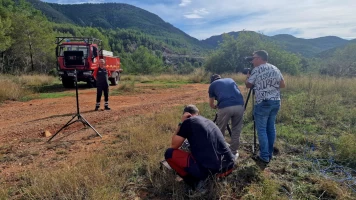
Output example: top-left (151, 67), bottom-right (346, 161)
top-left (0, 0), bottom-right (204, 75)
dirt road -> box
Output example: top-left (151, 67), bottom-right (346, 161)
top-left (0, 83), bottom-right (209, 180)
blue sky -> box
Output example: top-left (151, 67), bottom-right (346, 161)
top-left (42, 0), bottom-right (356, 40)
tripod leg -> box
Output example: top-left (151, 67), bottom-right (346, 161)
top-left (227, 124), bottom-right (232, 137)
top-left (47, 115), bottom-right (77, 142)
top-left (252, 92), bottom-right (257, 155)
top-left (253, 120), bottom-right (257, 155)
top-left (78, 115), bottom-right (102, 138)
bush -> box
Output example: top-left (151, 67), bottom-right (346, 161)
top-left (0, 78), bottom-right (31, 102)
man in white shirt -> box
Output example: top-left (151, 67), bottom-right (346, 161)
top-left (245, 50), bottom-right (285, 166)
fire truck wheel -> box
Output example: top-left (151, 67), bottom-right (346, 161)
top-left (110, 73), bottom-right (120, 85)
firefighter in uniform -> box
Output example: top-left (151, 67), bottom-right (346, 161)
top-left (93, 59), bottom-right (111, 111)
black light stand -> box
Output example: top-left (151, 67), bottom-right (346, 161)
top-left (47, 67), bottom-right (102, 142)
top-left (244, 87), bottom-right (257, 155)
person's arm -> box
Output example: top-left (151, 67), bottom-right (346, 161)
top-left (93, 68), bottom-right (98, 80)
top-left (280, 79), bottom-right (286, 88)
top-left (171, 130), bottom-right (185, 149)
top-left (209, 97), bottom-right (216, 109)
top-left (245, 81), bottom-right (254, 88)
top-left (171, 112), bottom-right (192, 149)
top-left (245, 70), bottom-right (255, 88)
top-left (208, 85), bottom-right (217, 109)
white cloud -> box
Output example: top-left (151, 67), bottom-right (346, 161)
top-left (179, 0), bottom-right (192, 7)
top-left (176, 0), bottom-right (356, 39)
top-left (183, 8), bottom-right (209, 19)
top-left (184, 14), bottom-right (203, 19)
top-left (197, 8), bottom-right (208, 15)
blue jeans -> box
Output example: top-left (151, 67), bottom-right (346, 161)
top-left (254, 100), bottom-right (281, 162)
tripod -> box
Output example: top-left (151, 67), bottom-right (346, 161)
top-left (47, 68), bottom-right (102, 142)
top-left (244, 87), bottom-right (257, 155)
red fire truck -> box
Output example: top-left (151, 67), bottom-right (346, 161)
top-left (55, 37), bottom-right (122, 88)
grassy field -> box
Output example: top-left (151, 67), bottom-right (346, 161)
top-left (0, 72), bottom-right (355, 199)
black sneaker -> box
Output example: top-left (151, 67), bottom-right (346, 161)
top-left (187, 180), bottom-right (208, 198)
top-left (252, 155), bottom-right (269, 170)
top-left (94, 106), bottom-right (99, 111)
top-left (104, 106), bottom-right (111, 110)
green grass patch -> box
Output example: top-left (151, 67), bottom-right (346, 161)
top-left (139, 80), bottom-right (189, 84)
top-left (139, 83), bottom-right (181, 90)
top-left (38, 92), bottom-right (73, 99)
top-left (20, 92), bottom-right (73, 101)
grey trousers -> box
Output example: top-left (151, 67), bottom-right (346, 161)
top-left (216, 105), bottom-right (244, 154)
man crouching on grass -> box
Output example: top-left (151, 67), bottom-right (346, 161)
top-left (164, 105), bottom-right (235, 195)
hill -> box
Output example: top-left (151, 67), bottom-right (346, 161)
top-left (27, 0), bottom-right (211, 53)
top-left (316, 38), bottom-right (356, 58)
top-left (271, 34), bottom-right (349, 57)
top-left (202, 31), bottom-right (349, 57)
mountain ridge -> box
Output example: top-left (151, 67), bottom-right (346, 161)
top-left (202, 31), bottom-right (349, 57)
top-left (31, 0), bottom-right (353, 57)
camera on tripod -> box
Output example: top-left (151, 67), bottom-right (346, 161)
top-left (242, 68), bottom-right (251, 75)
top-left (244, 56), bottom-right (254, 62)
top-left (242, 56), bottom-right (254, 75)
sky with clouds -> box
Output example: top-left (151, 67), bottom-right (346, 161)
top-left (42, 0), bottom-right (356, 40)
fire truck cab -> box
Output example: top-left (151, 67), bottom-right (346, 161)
top-left (56, 37), bottom-right (122, 88)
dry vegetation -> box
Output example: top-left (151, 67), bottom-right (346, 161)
top-left (0, 72), bottom-right (355, 199)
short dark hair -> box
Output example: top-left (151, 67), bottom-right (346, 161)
top-left (253, 50), bottom-right (268, 61)
top-left (210, 74), bottom-right (221, 83)
top-left (183, 105), bottom-right (199, 114)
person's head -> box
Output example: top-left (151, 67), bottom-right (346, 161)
top-left (210, 74), bottom-right (221, 83)
top-left (183, 104), bottom-right (199, 116)
top-left (251, 50), bottom-right (268, 67)
top-left (99, 59), bottom-right (106, 68)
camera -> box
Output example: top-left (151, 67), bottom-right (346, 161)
top-left (242, 56), bottom-right (254, 75)
top-left (242, 68), bottom-right (251, 75)
top-left (244, 56), bottom-right (254, 62)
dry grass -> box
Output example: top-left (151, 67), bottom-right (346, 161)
top-left (0, 78), bottom-right (31, 102)
top-left (121, 73), bottom-right (191, 83)
top-left (17, 74), bottom-right (57, 86)
top-left (221, 72), bottom-right (247, 84)
top-left (4, 109), bottom-right (181, 200)
top-left (116, 80), bottom-right (136, 92)
top-left (121, 68), bottom-right (211, 84)
top-left (242, 179), bottom-right (285, 200)
top-left (0, 74), bottom-right (58, 102)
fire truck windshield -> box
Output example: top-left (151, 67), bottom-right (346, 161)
top-left (59, 45), bottom-right (88, 57)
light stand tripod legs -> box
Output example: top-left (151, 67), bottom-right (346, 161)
top-left (47, 114), bottom-right (77, 142)
top-left (77, 114), bottom-right (102, 138)
top-left (47, 67), bottom-right (101, 143)
top-left (47, 114), bottom-right (103, 142)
